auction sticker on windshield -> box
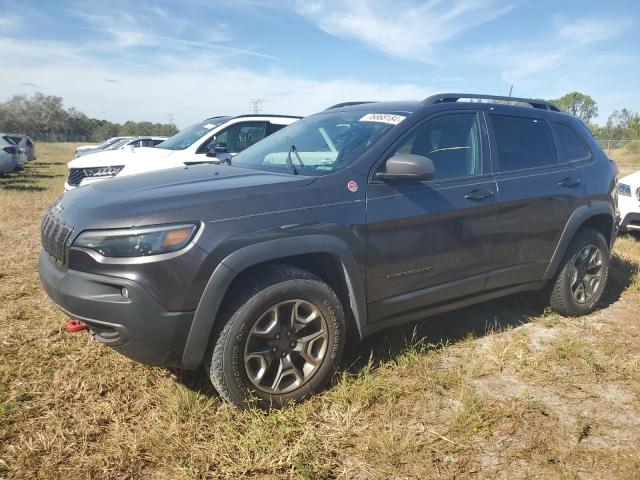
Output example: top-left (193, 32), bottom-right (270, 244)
top-left (359, 113), bottom-right (406, 125)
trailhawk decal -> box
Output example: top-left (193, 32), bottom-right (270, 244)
top-left (359, 113), bottom-right (406, 125)
top-left (347, 180), bottom-right (359, 192)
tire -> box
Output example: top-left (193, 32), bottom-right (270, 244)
top-left (208, 265), bottom-right (346, 409)
top-left (549, 227), bottom-right (610, 316)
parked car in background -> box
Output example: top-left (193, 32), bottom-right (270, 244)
top-left (40, 93), bottom-right (616, 408)
top-left (75, 137), bottom-right (127, 158)
top-left (617, 171), bottom-right (640, 235)
top-left (105, 136), bottom-right (167, 151)
top-left (5, 134), bottom-right (36, 161)
top-left (0, 135), bottom-right (21, 173)
top-left (64, 115), bottom-right (300, 190)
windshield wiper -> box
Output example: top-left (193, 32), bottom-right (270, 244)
top-left (285, 136), bottom-right (304, 175)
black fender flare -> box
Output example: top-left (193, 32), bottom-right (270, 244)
top-left (181, 235), bottom-right (367, 368)
top-left (543, 201), bottom-right (615, 280)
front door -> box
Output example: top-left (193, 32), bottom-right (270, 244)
top-left (365, 111), bottom-right (498, 325)
top-left (193, 121), bottom-right (268, 164)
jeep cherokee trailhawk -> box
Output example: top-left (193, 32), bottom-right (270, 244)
top-left (39, 94), bottom-right (617, 408)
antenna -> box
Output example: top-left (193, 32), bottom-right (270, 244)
top-left (249, 98), bottom-right (266, 114)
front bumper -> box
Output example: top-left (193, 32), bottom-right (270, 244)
top-left (38, 249), bottom-right (195, 368)
top-left (620, 212), bottom-right (640, 232)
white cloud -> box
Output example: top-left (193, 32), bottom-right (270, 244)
top-left (470, 17), bottom-right (632, 84)
top-left (295, 0), bottom-right (513, 62)
top-left (0, 38), bottom-right (433, 127)
top-left (0, 13), bottom-right (22, 29)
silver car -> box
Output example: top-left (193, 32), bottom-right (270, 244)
top-left (75, 137), bottom-right (128, 158)
top-left (0, 135), bottom-right (20, 174)
top-left (5, 134), bottom-right (36, 161)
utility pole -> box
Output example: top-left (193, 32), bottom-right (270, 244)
top-left (249, 98), bottom-right (265, 114)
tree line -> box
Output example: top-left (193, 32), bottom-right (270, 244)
top-left (550, 92), bottom-right (639, 142)
top-left (0, 91), bottom-right (638, 144)
top-left (0, 93), bottom-right (178, 142)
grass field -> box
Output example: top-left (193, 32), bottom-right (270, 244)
top-left (1, 144), bottom-right (639, 479)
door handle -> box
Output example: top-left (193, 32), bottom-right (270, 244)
top-left (465, 189), bottom-right (495, 201)
top-left (558, 177), bottom-right (581, 188)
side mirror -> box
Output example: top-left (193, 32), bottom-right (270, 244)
top-left (206, 142), bottom-right (228, 157)
top-left (375, 154), bottom-right (435, 181)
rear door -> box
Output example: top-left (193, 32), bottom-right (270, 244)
top-left (484, 112), bottom-right (584, 289)
top-left (365, 111), bottom-right (498, 324)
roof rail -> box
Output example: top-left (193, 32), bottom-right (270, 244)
top-left (325, 101), bottom-right (377, 110)
top-left (422, 93), bottom-right (560, 112)
top-left (233, 114), bottom-right (303, 119)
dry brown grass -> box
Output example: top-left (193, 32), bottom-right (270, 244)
top-left (608, 146), bottom-right (640, 176)
top-left (1, 144), bottom-right (640, 479)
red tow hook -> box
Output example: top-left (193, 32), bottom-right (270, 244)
top-left (65, 319), bottom-right (87, 333)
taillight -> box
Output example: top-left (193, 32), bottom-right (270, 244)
top-left (610, 159), bottom-right (620, 178)
top-left (3, 146), bottom-right (17, 154)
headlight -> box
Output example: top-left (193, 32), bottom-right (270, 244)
top-left (636, 187), bottom-right (640, 202)
top-left (618, 183), bottom-right (631, 197)
top-left (73, 223), bottom-right (199, 257)
top-left (82, 165), bottom-right (124, 178)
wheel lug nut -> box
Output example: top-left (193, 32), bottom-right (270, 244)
top-left (290, 341), bottom-right (296, 348)
top-left (286, 331), bottom-right (291, 337)
top-left (271, 347), bottom-right (277, 352)
top-left (275, 334), bottom-right (281, 340)
top-left (281, 352), bottom-right (287, 358)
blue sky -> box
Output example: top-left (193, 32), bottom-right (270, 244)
top-left (0, 0), bottom-right (638, 127)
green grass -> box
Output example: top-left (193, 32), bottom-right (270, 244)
top-left (1, 144), bottom-right (640, 479)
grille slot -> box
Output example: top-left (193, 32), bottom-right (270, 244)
top-left (41, 211), bottom-right (73, 264)
top-left (67, 168), bottom-right (86, 186)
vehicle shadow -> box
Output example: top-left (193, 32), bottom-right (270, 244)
top-left (0, 168), bottom-right (63, 191)
top-left (171, 255), bottom-right (637, 398)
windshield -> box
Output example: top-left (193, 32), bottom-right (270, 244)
top-left (230, 110), bottom-right (408, 175)
top-left (96, 138), bottom-right (122, 150)
top-left (156, 117), bottom-right (230, 151)
top-left (106, 138), bottom-right (132, 150)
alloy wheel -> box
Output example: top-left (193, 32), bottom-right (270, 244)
top-left (243, 300), bottom-right (329, 394)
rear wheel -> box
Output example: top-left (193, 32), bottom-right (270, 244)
top-left (208, 265), bottom-right (346, 409)
top-left (550, 228), bottom-right (610, 316)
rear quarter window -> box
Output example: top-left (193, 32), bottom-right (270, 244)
top-left (490, 115), bottom-right (558, 172)
top-left (553, 123), bottom-right (591, 162)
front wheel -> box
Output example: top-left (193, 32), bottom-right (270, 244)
top-left (208, 265), bottom-right (346, 409)
top-left (549, 228), bottom-right (610, 316)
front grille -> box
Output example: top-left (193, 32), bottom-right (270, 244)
top-left (41, 211), bottom-right (73, 264)
top-left (67, 168), bottom-right (87, 186)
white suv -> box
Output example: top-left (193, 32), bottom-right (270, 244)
top-left (64, 115), bottom-right (300, 191)
top-left (618, 171), bottom-right (640, 234)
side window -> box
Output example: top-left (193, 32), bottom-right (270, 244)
top-left (225, 122), bottom-right (267, 153)
top-left (151, 139), bottom-right (163, 146)
top-left (267, 122), bottom-right (287, 135)
top-left (390, 113), bottom-right (482, 180)
top-left (490, 115), bottom-right (558, 171)
top-left (553, 123), bottom-right (591, 162)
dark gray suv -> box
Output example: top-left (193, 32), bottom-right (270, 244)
top-left (39, 94), bottom-right (617, 408)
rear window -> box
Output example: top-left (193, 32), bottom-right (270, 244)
top-left (553, 123), bottom-right (591, 162)
top-left (490, 115), bottom-right (558, 172)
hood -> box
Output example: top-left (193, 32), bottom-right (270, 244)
top-left (57, 164), bottom-right (316, 233)
top-left (620, 171), bottom-right (640, 186)
top-left (67, 147), bottom-right (175, 169)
